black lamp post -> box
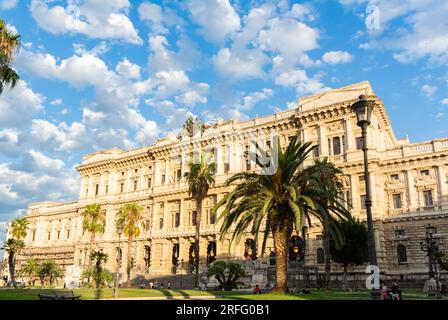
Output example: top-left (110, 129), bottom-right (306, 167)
top-left (420, 224), bottom-right (441, 298)
top-left (351, 95), bottom-right (380, 297)
top-left (114, 225), bottom-right (123, 298)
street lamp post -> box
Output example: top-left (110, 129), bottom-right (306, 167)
top-left (351, 95), bottom-right (380, 298)
top-left (114, 225), bottom-right (123, 298)
top-left (420, 224), bottom-right (441, 298)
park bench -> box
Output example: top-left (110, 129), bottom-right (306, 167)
top-left (38, 290), bottom-right (81, 300)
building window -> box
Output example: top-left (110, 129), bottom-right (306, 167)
top-left (147, 178), bottom-right (152, 188)
top-left (312, 145), bottom-right (320, 158)
top-left (359, 175), bottom-right (365, 182)
top-left (390, 174), bottom-right (399, 181)
top-left (32, 230), bottom-right (36, 241)
top-left (145, 219), bottom-right (150, 232)
top-left (224, 163), bottom-right (230, 174)
top-left (392, 193), bottom-right (402, 209)
top-left (133, 180), bottom-right (138, 191)
top-left (120, 183), bottom-right (124, 193)
top-left (420, 169), bottom-right (430, 176)
top-left (105, 185), bottom-right (109, 194)
top-left (67, 230), bottom-right (70, 239)
top-left (161, 174), bottom-right (166, 184)
top-left (85, 188), bottom-right (88, 197)
top-left (355, 137), bottom-right (364, 150)
top-left (360, 195), bottom-right (366, 209)
top-left (174, 212), bottom-right (180, 228)
top-left (57, 231), bottom-right (60, 240)
top-left (316, 248), bottom-right (325, 264)
top-left (48, 232), bottom-right (51, 240)
top-left (315, 234), bottom-right (322, 241)
top-left (395, 229), bottom-right (405, 237)
top-left (191, 211), bottom-right (197, 226)
top-left (121, 171), bottom-right (125, 176)
top-left (135, 169), bottom-right (138, 173)
top-left (397, 245), bottom-right (407, 263)
top-left (423, 190), bottom-right (433, 206)
top-left (95, 184), bottom-right (99, 196)
top-left (332, 137), bottom-right (341, 155)
top-left (210, 211), bottom-right (216, 224)
top-left (159, 218), bottom-right (164, 229)
top-left (177, 169), bottom-right (182, 181)
top-left (160, 203), bottom-right (164, 209)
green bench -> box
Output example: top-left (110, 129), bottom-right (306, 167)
top-left (38, 290), bottom-right (81, 300)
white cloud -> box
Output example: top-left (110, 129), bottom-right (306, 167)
top-left (421, 84), bottom-right (438, 97)
top-left (30, 0), bottom-right (142, 44)
top-left (275, 69), bottom-right (330, 95)
top-left (50, 98), bottom-right (63, 106)
top-left (441, 98), bottom-right (448, 105)
top-left (258, 17), bottom-right (319, 62)
top-left (187, 0), bottom-right (241, 44)
top-left (322, 51), bottom-right (353, 64)
top-left (82, 108), bottom-right (107, 124)
top-left (0, 0), bottom-right (18, 10)
top-left (0, 80), bottom-right (44, 128)
top-left (26, 150), bottom-right (65, 173)
top-left (175, 90), bottom-right (207, 107)
top-left (240, 88), bottom-right (274, 110)
top-left (115, 58), bottom-right (141, 79)
top-left (135, 120), bottom-right (160, 145)
top-left (213, 47), bottom-right (268, 80)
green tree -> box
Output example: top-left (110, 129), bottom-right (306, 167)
top-left (330, 219), bottom-right (369, 290)
top-left (0, 19), bottom-right (20, 95)
top-left (18, 258), bottom-right (40, 287)
top-left (116, 202), bottom-right (145, 287)
top-left (1, 239), bottom-right (24, 288)
top-left (185, 153), bottom-right (216, 288)
top-left (306, 158), bottom-right (351, 291)
top-left (82, 204), bottom-right (106, 268)
top-left (81, 250), bottom-right (112, 297)
top-left (215, 136), bottom-right (340, 292)
top-left (10, 217), bottom-right (29, 240)
top-left (3, 217), bottom-right (29, 288)
top-left (207, 261), bottom-right (245, 291)
top-left (38, 260), bottom-right (63, 287)
top-left (435, 251), bottom-right (448, 271)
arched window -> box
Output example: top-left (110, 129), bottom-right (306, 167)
top-left (316, 248), bottom-right (325, 264)
top-left (207, 241), bottom-right (217, 266)
top-left (397, 244), bottom-right (407, 263)
top-left (172, 243), bottom-right (179, 265)
top-left (289, 236), bottom-right (304, 261)
top-left (244, 239), bottom-right (256, 260)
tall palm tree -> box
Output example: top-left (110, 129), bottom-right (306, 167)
top-left (19, 258), bottom-right (40, 287)
top-left (116, 202), bottom-right (145, 287)
top-left (10, 217), bottom-right (29, 240)
top-left (82, 204), bottom-right (106, 268)
top-left (185, 153), bottom-right (216, 288)
top-left (305, 158), bottom-right (352, 291)
top-left (215, 135), bottom-right (341, 292)
top-left (90, 250), bottom-right (108, 292)
top-left (3, 217), bottom-right (29, 288)
top-left (2, 239), bottom-right (24, 288)
top-left (0, 19), bottom-right (20, 95)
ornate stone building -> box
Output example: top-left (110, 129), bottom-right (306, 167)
top-left (4, 81), bottom-right (448, 286)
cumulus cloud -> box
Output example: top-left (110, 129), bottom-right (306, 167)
top-left (187, 0), bottom-right (241, 44)
top-left (30, 0), bottom-right (142, 44)
top-left (441, 98), bottom-right (448, 105)
top-left (213, 47), bottom-right (268, 80)
top-left (115, 58), bottom-right (141, 79)
top-left (322, 51), bottom-right (353, 64)
top-left (275, 69), bottom-right (330, 95)
top-left (0, 80), bottom-right (44, 128)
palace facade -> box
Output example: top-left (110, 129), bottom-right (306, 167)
top-left (4, 81), bottom-right (448, 286)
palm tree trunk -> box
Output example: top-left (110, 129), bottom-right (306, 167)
top-left (323, 219), bottom-right (331, 291)
top-left (194, 198), bottom-right (202, 289)
top-left (8, 251), bottom-right (16, 288)
top-left (87, 233), bottom-right (95, 284)
top-left (126, 237), bottom-right (132, 287)
top-left (272, 218), bottom-right (293, 292)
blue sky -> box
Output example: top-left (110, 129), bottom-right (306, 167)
top-left (0, 0), bottom-right (447, 241)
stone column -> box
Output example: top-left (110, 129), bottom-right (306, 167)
top-left (318, 124), bottom-right (328, 156)
top-left (165, 159), bottom-right (170, 184)
top-left (405, 170), bottom-right (416, 211)
top-left (344, 117), bottom-right (353, 151)
top-left (435, 165), bottom-right (446, 207)
top-left (216, 145), bottom-right (223, 174)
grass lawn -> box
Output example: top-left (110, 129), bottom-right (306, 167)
top-left (0, 287), bottom-right (443, 300)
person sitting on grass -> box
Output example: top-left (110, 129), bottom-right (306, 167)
top-left (253, 284), bottom-right (261, 294)
top-left (301, 286), bottom-right (311, 295)
top-left (380, 282), bottom-right (389, 300)
top-left (390, 282), bottom-right (402, 300)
